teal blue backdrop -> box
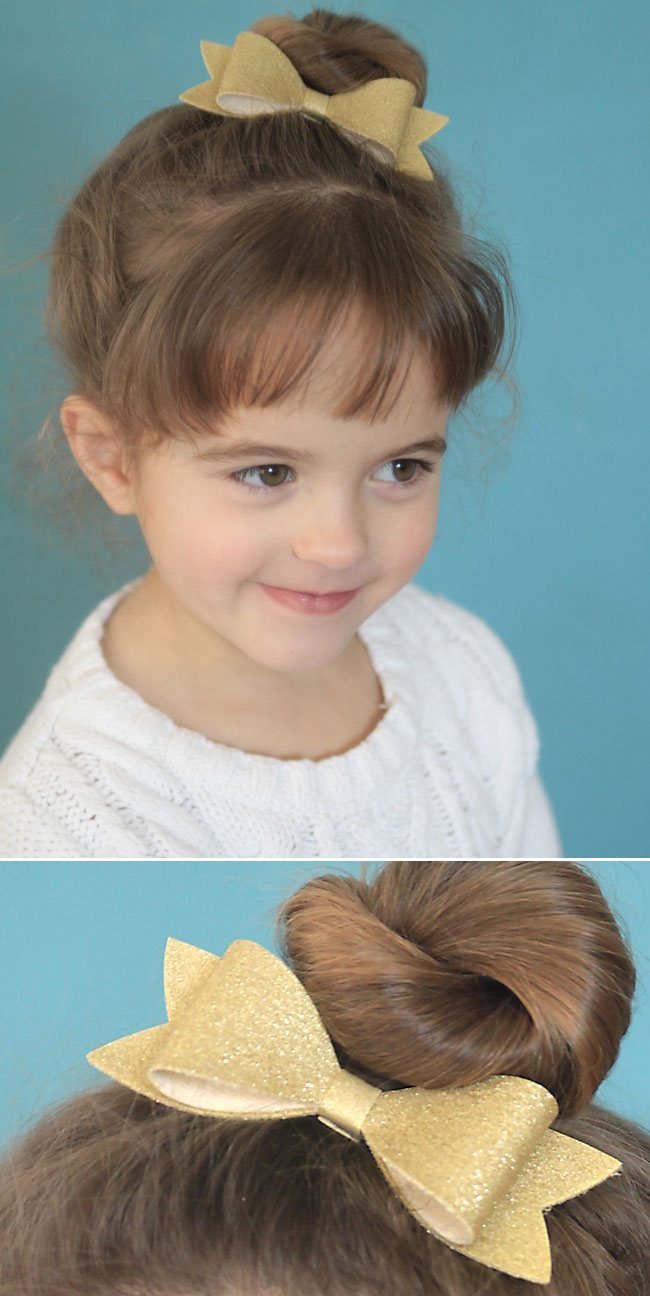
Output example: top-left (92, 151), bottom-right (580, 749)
top-left (1, 861), bottom-right (648, 1151)
top-left (1, 2), bottom-right (649, 856)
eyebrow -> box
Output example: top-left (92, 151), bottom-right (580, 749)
top-left (196, 435), bottom-right (448, 464)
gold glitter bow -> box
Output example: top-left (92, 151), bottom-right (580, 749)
top-left (88, 938), bottom-right (620, 1284)
top-left (179, 30), bottom-right (448, 179)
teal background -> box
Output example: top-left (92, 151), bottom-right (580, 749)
top-left (1, 861), bottom-right (648, 1151)
top-left (1, 2), bottom-right (649, 856)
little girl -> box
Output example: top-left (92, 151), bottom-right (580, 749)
top-left (2, 860), bottom-right (649, 1296)
top-left (0, 9), bottom-right (561, 859)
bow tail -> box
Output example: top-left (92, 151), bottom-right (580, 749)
top-left (179, 41), bottom-right (230, 112)
top-left (369, 1143), bottom-right (554, 1282)
top-left (87, 1024), bottom-right (172, 1105)
top-left (538, 1129), bottom-right (621, 1207)
top-left (397, 108), bottom-right (448, 179)
top-left (163, 938), bottom-right (220, 1019)
top-left (449, 1177), bottom-right (555, 1282)
top-left (447, 1129), bottom-right (621, 1282)
top-left (180, 80), bottom-right (222, 113)
top-left (366, 1125), bottom-right (620, 1283)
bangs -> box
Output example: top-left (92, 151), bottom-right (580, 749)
top-left (103, 185), bottom-right (505, 442)
top-left (112, 295), bottom-right (422, 446)
top-left (202, 293), bottom-right (425, 427)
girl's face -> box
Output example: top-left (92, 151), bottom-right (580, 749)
top-left (127, 348), bottom-right (448, 676)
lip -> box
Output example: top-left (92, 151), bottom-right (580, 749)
top-left (259, 583), bottom-right (362, 615)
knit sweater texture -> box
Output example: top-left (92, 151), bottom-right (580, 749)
top-left (0, 582), bottom-right (560, 859)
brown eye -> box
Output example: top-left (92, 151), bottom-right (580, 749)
top-left (235, 464), bottom-right (293, 488)
top-left (258, 464), bottom-right (291, 487)
top-left (390, 459), bottom-right (418, 482)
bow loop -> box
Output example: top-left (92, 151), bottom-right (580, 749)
top-left (207, 32), bottom-right (306, 115)
top-left (158, 939), bottom-right (340, 1116)
top-left (179, 30), bottom-right (448, 178)
top-left (364, 1078), bottom-right (559, 1243)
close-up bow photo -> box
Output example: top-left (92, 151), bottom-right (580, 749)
top-left (1, 860), bottom-right (649, 1294)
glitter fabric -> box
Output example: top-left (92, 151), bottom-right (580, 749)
top-left (87, 937), bottom-right (621, 1284)
top-left (363, 1076), bottom-right (558, 1239)
top-left (163, 937), bottom-right (218, 1018)
top-left (319, 1070), bottom-right (380, 1139)
top-left (179, 30), bottom-right (448, 179)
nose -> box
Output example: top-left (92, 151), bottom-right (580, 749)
top-left (291, 498), bottom-right (369, 570)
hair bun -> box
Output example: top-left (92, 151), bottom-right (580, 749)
top-left (250, 8), bottom-right (428, 105)
top-left (279, 861), bottom-right (635, 1116)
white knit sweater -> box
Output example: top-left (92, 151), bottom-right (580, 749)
top-left (0, 583), bottom-right (560, 859)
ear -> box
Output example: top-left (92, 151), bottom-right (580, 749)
top-left (60, 395), bottom-right (137, 516)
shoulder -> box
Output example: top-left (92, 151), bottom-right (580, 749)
top-left (0, 585), bottom-right (140, 853)
top-left (0, 581), bottom-right (234, 858)
top-left (370, 582), bottom-right (528, 702)
top-left (363, 581), bottom-right (540, 787)
top-left (362, 588), bottom-right (561, 858)
top-left (1, 586), bottom-right (128, 768)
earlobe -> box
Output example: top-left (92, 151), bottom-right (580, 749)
top-left (60, 395), bottom-right (137, 516)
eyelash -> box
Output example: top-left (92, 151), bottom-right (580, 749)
top-left (230, 458), bottom-right (438, 494)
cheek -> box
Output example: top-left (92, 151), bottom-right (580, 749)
top-left (140, 487), bottom-right (271, 584)
top-left (383, 493), bottom-right (440, 576)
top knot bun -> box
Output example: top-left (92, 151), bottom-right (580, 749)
top-left (279, 862), bottom-right (635, 1116)
top-left (250, 8), bottom-right (428, 105)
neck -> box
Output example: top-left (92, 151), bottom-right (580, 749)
top-left (101, 568), bottom-right (385, 759)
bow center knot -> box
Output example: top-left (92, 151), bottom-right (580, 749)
top-left (318, 1069), bottom-right (379, 1140)
top-left (301, 87), bottom-right (330, 121)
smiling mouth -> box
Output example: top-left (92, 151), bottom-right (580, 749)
top-left (258, 584), bottom-right (362, 615)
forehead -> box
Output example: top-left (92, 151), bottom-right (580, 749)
top-left (133, 291), bottom-right (446, 457)
top-left (134, 300), bottom-right (447, 467)
top-left (278, 310), bottom-right (441, 418)
top-left (192, 357), bottom-right (448, 463)
top-left (222, 296), bottom-right (443, 426)
top-left (215, 321), bottom-right (445, 448)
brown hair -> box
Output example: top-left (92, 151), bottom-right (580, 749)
top-left (45, 7), bottom-right (515, 453)
top-left (2, 861), bottom-right (649, 1296)
top-left (280, 860), bottom-right (636, 1114)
